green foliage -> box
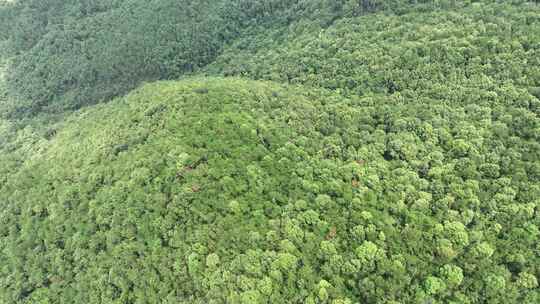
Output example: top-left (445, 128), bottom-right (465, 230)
top-left (0, 0), bottom-right (491, 116)
top-left (208, 1), bottom-right (540, 106)
top-left (0, 0), bottom-right (539, 303)
top-left (1, 0), bottom-right (233, 115)
top-left (440, 264), bottom-right (464, 288)
top-left (424, 276), bottom-right (446, 295)
top-left (1, 75), bottom-right (538, 303)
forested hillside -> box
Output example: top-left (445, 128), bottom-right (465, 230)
top-left (0, 0), bottom-right (490, 116)
top-left (0, 1), bottom-right (539, 303)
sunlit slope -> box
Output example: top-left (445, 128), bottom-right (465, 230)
top-left (0, 77), bottom-right (538, 303)
top-left (207, 2), bottom-right (540, 102)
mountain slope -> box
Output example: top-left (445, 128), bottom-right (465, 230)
top-left (0, 0), bottom-right (507, 116)
top-left (0, 1), bottom-right (539, 303)
top-left (207, 1), bottom-right (540, 102)
top-left (1, 77), bottom-right (538, 303)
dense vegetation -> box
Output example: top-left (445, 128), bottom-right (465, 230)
top-left (0, 0), bottom-right (539, 303)
top-left (0, 0), bottom-right (491, 116)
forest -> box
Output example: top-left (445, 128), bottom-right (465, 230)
top-left (0, 0), bottom-right (539, 303)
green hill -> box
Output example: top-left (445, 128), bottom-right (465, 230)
top-left (0, 1), bottom-right (539, 303)
top-left (2, 77), bottom-right (539, 303)
top-left (207, 1), bottom-right (540, 100)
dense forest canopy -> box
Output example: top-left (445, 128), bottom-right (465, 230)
top-left (0, 0), bottom-right (539, 303)
top-left (0, 0), bottom-right (517, 116)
